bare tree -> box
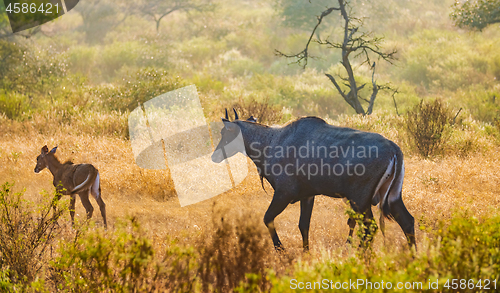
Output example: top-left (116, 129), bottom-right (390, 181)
top-left (140, 0), bottom-right (213, 33)
top-left (276, 0), bottom-right (396, 115)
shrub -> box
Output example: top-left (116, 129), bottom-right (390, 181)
top-left (433, 211), bottom-right (500, 281)
top-left (231, 96), bottom-right (283, 124)
top-left (197, 207), bottom-right (275, 292)
top-left (52, 210), bottom-right (277, 292)
top-left (0, 182), bottom-right (65, 287)
top-left (268, 210), bottom-right (500, 292)
top-left (405, 99), bottom-right (452, 157)
top-left (0, 92), bottom-right (30, 120)
top-left (52, 218), bottom-right (180, 292)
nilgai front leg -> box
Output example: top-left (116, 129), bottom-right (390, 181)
top-left (264, 194), bottom-right (290, 251)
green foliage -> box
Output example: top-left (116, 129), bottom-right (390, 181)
top-left (0, 1), bottom-right (11, 36)
top-left (345, 208), bottom-right (378, 263)
top-left (400, 29), bottom-right (491, 92)
top-left (100, 42), bottom-right (142, 79)
top-left (0, 182), bottom-right (65, 288)
top-left (268, 210), bottom-right (500, 292)
top-left (0, 92), bottom-right (30, 120)
top-left (451, 0), bottom-right (500, 30)
top-left (0, 40), bottom-right (23, 85)
top-left (51, 210), bottom-right (274, 292)
top-left (0, 42), bottom-right (67, 97)
top-left (74, 0), bottom-right (132, 44)
top-left (274, 0), bottom-right (333, 30)
top-left (435, 211), bottom-right (500, 280)
top-left (53, 218), bottom-right (173, 292)
top-left (94, 67), bottom-right (186, 112)
top-left (67, 45), bottom-right (97, 76)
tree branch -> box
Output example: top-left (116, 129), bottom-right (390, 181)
top-left (275, 6), bottom-right (339, 68)
top-left (366, 62), bottom-right (378, 115)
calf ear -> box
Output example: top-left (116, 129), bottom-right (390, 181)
top-left (50, 146), bottom-right (58, 154)
top-left (41, 145), bottom-right (49, 155)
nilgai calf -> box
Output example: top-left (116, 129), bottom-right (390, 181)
top-left (34, 145), bottom-right (107, 228)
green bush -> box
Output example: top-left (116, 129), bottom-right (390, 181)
top-left (100, 42), bottom-right (142, 80)
top-left (52, 218), bottom-right (188, 292)
top-left (0, 182), bottom-right (65, 288)
top-left (434, 211), bottom-right (500, 281)
top-left (0, 92), bottom-right (30, 120)
top-left (52, 210), bottom-right (275, 292)
top-left (67, 45), bottom-right (97, 76)
top-left (267, 210), bottom-right (500, 293)
top-left (94, 67), bottom-right (186, 112)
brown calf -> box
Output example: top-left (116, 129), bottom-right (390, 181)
top-left (34, 145), bottom-right (107, 228)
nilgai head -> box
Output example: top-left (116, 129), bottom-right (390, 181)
top-left (211, 108), bottom-right (255, 163)
top-left (34, 145), bottom-right (57, 173)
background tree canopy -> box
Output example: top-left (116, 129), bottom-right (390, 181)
top-left (451, 0), bottom-right (500, 30)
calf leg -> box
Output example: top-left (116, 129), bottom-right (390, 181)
top-left (90, 183), bottom-right (107, 228)
top-left (78, 192), bottom-right (94, 221)
top-left (264, 194), bottom-right (290, 251)
top-left (69, 195), bottom-right (76, 226)
top-left (298, 196), bottom-right (315, 252)
top-left (390, 197), bottom-right (416, 249)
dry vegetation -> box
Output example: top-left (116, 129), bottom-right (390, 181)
top-left (1, 0), bottom-right (500, 291)
top-left (1, 109), bottom-right (499, 291)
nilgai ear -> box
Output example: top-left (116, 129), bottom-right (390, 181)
top-left (41, 145), bottom-right (49, 155)
top-left (247, 116), bottom-right (257, 123)
top-left (50, 146), bottom-right (58, 154)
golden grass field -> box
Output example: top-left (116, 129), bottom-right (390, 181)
top-left (2, 111), bottom-right (499, 262)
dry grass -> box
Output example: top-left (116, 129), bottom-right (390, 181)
top-left (1, 114), bottom-right (500, 290)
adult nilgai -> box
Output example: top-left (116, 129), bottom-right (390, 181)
top-left (34, 145), bottom-right (107, 228)
top-left (212, 109), bottom-right (415, 251)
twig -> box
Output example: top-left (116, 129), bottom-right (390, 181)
top-left (392, 89), bottom-right (399, 116)
top-left (452, 108), bottom-right (462, 125)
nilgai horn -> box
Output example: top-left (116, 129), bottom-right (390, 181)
top-left (34, 145), bottom-right (107, 228)
top-left (212, 109), bottom-right (415, 251)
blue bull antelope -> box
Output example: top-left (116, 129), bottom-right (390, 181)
top-left (211, 109), bottom-right (415, 251)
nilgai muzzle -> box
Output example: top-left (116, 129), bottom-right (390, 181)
top-left (34, 145), bottom-right (107, 228)
top-left (212, 109), bottom-right (415, 251)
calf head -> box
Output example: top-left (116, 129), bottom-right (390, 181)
top-left (34, 145), bottom-right (57, 173)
